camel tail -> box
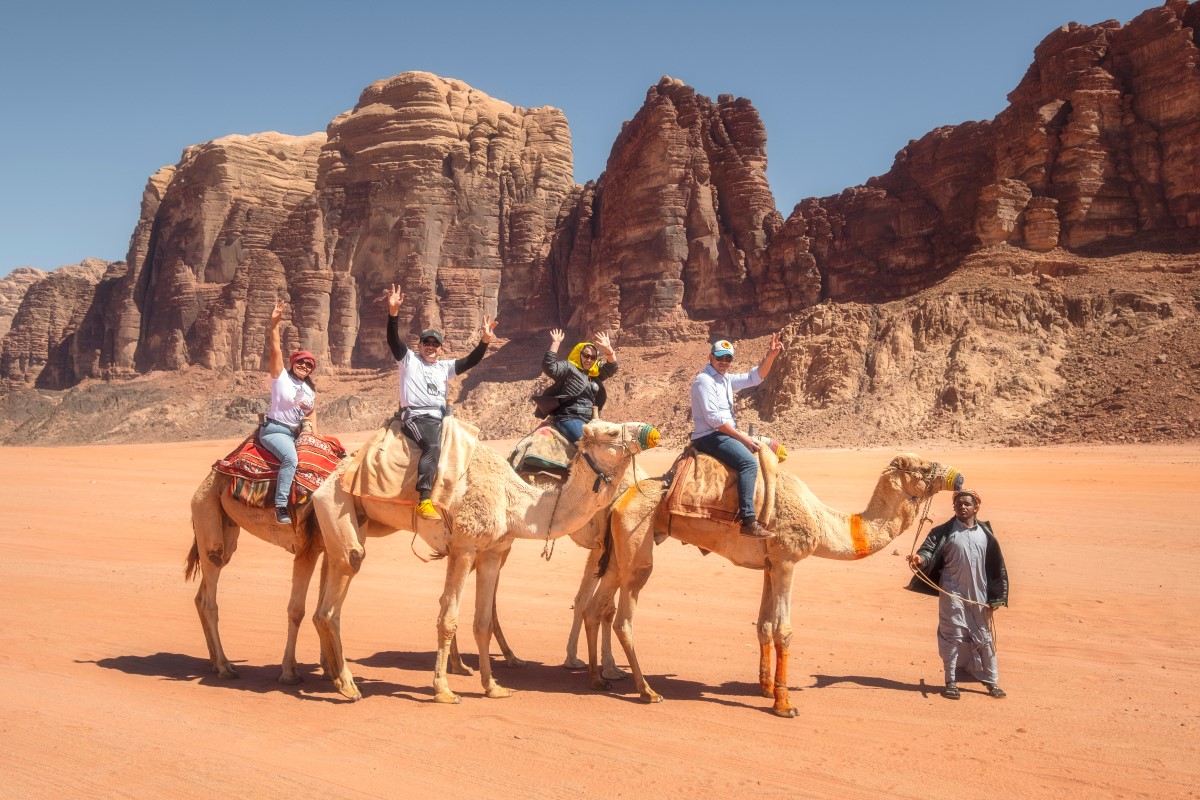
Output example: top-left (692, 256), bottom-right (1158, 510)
top-left (185, 537), bottom-right (200, 582)
top-left (596, 522), bottom-right (614, 578)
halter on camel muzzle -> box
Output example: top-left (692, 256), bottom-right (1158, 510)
top-left (580, 423), bottom-right (659, 493)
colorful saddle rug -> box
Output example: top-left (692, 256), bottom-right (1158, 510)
top-left (508, 422), bottom-right (574, 476)
top-left (213, 431), bottom-right (347, 509)
top-left (653, 438), bottom-right (786, 536)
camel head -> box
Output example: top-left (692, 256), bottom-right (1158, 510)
top-left (885, 453), bottom-right (963, 500)
top-left (574, 420), bottom-right (660, 489)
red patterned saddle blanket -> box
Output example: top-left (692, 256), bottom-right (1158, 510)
top-left (213, 431), bottom-right (347, 508)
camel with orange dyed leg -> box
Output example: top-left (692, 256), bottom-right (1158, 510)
top-left (584, 452), bottom-right (962, 717)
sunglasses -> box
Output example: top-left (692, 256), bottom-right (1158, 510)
top-left (421, 338), bottom-right (442, 347)
top-left (579, 352), bottom-right (598, 361)
top-left (714, 354), bottom-right (733, 363)
top-left (294, 360), bottom-right (315, 370)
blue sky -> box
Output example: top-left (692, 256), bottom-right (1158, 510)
top-left (0, 0), bottom-right (1159, 277)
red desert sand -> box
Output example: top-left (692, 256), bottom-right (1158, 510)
top-left (0, 437), bottom-right (1196, 799)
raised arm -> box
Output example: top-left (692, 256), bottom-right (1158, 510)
top-left (454, 314), bottom-right (498, 374)
top-left (385, 284), bottom-right (408, 361)
top-left (267, 300), bottom-right (286, 379)
top-left (757, 331), bottom-right (784, 378)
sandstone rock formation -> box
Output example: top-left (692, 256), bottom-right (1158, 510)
top-left (0, 259), bottom-right (112, 388)
top-left (782, 1), bottom-right (1200, 304)
top-left (2, 3), bottom-right (1198, 450)
top-left (0, 268), bottom-right (47, 342)
top-left (317, 71), bottom-right (574, 363)
top-left (551, 77), bottom-right (819, 343)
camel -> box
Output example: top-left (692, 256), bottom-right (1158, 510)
top-left (510, 433), bottom-right (646, 680)
top-left (584, 451), bottom-right (962, 717)
top-left (311, 418), bottom-right (660, 703)
top-left (186, 470), bottom-right (326, 685)
top-left (185, 455), bottom-right (487, 686)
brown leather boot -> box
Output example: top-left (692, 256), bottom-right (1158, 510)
top-left (740, 519), bottom-right (772, 538)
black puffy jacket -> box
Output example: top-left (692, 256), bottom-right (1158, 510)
top-left (906, 518), bottom-right (1009, 607)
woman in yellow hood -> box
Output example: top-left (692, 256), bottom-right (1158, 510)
top-left (537, 328), bottom-right (618, 444)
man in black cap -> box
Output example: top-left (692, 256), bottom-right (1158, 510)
top-left (385, 285), bottom-right (497, 519)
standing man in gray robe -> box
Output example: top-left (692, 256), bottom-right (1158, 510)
top-left (908, 489), bottom-right (1009, 699)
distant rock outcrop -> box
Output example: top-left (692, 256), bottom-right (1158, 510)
top-left (1, 3), bottom-right (1198, 450)
top-left (317, 71), bottom-right (575, 363)
top-left (552, 78), bottom-right (819, 343)
top-left (0, 268), bottom-right (48, 342)
top-left (0, 259), bottom-right (112, 388)
top-left (781, 2), bottom-right (1200, 303)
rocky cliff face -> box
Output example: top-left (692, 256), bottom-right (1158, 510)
top-left (0, 268), bottom-right (48, 342)
top-left (0, 259), bottom-right (113, 388)
top-left (551, 78), bottom-right (820, 343)
top-left (317, 71), bottom-right (575, 363)
top-left (783, 2), bottom-right (1200, 304)
top-left (1, 4), bottom-right (1198, 449)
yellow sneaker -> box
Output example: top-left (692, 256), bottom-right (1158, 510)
top-left (417, 499), bottom-right (442, 520)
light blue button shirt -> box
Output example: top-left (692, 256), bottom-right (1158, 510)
top-left (690, 363), bottom-right (762, 440)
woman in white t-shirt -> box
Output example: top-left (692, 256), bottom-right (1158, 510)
top-left (258, 299), bottom-right (317, 525)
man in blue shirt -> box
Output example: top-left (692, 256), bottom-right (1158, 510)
top-left (689, 334), bottom-right (783, 538)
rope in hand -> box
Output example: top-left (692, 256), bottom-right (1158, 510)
top-left (905, 494), bottom-right (1000, 650)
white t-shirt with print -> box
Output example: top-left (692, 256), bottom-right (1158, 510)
top-left (397, 350), bottom-right (457, 419)
top-left (268, 371), bottom-right (315, 427)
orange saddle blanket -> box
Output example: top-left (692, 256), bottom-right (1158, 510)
top-left (213, 431), bottom-right (346, 508)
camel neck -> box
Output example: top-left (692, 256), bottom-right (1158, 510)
top-left (812, 474), bottom-right (917, 561)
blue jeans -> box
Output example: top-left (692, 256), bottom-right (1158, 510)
top-left (553, 416), bottom-right (585, 445)
top-left (258, 421), bottom-right (299, 509)
top-left (692, 431), bottom-right (758, 521)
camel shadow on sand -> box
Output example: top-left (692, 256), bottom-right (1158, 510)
top-left (359, 649), bottom-right (770, 711)
top-left (84, 652), bottom-right (429, 703)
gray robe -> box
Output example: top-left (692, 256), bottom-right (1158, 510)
top-left (936, 521), bottom-right (999, 684)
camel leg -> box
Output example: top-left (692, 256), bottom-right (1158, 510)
top-left (584, 567), bottom-right (620, 690)
top-left (564, 547), bottom-right (599, 669)
top-left (472, 545), bottom-right (513, 698)
top-left (279, 546), bottom-right (320, 685)
top-left (767, 560), bottom-right (798, 718)
top-left (566, 547), bottom-right (624, 679)
top-left (489, 545), bottom-right (525, 668)
top-left (433, 548), bottom-right (476, 704)
top-left (608, 516), bottom-right (660, 704)
top-left (448, 634), bottom-right (473, 676)
top-left (189, 479), bottom-right (240, 679)
top-left (311, 480), bottom-right (367, 701)
top-left (757, 568), bottom-right (776, 698)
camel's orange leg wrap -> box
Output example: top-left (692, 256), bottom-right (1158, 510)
top-left (759, 642), bottom-right (775, 697)
top-left (772, 648), bottom-right (796, 717)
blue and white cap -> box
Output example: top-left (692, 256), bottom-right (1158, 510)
top-left (711, 340), bottom-right (734, 357)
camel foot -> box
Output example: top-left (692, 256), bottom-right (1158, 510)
top-left (277, 673), bottom-right (303, 686)
top-left (433, 689), bottom-right (461, 705)
top-left (562, 656), bottom-right (587, 670)
top-left (216, 666), bottom-right (240, 680)
top-left (502, 655), bottom-right (528, 668)
top-left (639, 690), bottom-right (664, 704)
top-left (448, 662), bottom-right (475, 677)
top-left (590, 676), bottom-right (612, 692)
top-left (760, 683), bottom-right (775, 699)
top-left (333, 677), bottom-right (362, 702)
top-left (600, 664), bottom-right (629, 681)
top-left (485, 685), bottom-right (514, 699)
top-left (772, 705), bottom-right (798, 718)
